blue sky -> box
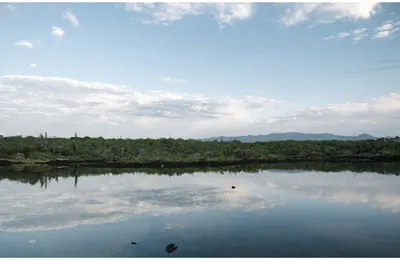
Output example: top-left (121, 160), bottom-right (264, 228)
top-left (1, 2), bottom-right (400, 138)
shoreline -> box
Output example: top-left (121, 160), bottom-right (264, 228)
top-left (2, 155), bottom-right (400, 168)
top-left (2, 162), bottom-right (400, 188)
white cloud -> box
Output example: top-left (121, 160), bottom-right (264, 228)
top-left (0, 75), bottom-right (399, 138)
top-left (214, 3), bottom-right (253, 25)
top-left (372, 19), bottom-right (400, 39)
top-left (63, 10), bottom-right (81, 28)
top-left (30, 64), bottom-right (37, 68)
top-left (14, 40), bottom-right (34, 49)
top-left (0, 75), bottom-right (283, 138)
top-left (4, 4), bottom-right (16, 11)
top-left (352, 33), bottom-right (368, 42)
top-left (322, 35), bottom-right (336, 41)
top-left (124, 3), bottom-right (253, 26)
top-left (372, 30), bottom-right (392, 39)
top-left (51, 27), bottom-right (65, 38)
top-left (352, 28), bottom-right (367, 34)
top-left (372, 22), bottom-right (395, 39)
top-left (337, 32), bottom-right (351, 38)
top-left (163, 76), bottom-right (186, 84)
top-left (377, 23), bottom-right (393, 31)
top-left (281, 3), bottom-right (380, 27)
top-left (268, 93), bottom-right (400, 136)
top-left (323, 28), bottom-right (368, 43)
top-left (0, 75), bottom-right (400, 138)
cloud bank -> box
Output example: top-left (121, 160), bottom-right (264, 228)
top-left (0, 75), bottom-right (283, 138)
top-left (0, 75), bottom-right (399, 138)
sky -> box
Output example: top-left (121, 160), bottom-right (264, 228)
top-left (1, 2), bottom-right (400, 139)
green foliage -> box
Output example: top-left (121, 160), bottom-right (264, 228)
top-left (0, 136), bottom-right (399, 163)
top-left (12, 152), bottom-right (25, 161)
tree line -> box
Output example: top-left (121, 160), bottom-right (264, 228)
top-left (0, 134), bottom-right (400, 164)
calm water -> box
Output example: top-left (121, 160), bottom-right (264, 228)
top-left (1, 166), bottom-right (400, 257)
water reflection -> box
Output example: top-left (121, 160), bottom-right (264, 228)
top-left (1, 162), bottom-right (400, 189)
top-left (0, 163), bottom-right (400, 233)
top-left (0, 172), bottom-right (284, 232)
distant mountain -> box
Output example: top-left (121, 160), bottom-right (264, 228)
top-left (201, 132), bottom-right (377, 143)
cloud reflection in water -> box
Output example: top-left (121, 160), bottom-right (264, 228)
top-left (0, 170), bottom-right (399, 232)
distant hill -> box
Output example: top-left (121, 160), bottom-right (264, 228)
top-left (201, 132), bottom-right (377, 143)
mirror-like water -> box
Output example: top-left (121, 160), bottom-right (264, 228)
top-left (1, 164), bottom-right (400, 257)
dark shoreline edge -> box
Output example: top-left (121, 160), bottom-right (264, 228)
top-left (2, 162), bottom-right (400, 190)
top-left (2, 155), bottom-right (400, 168)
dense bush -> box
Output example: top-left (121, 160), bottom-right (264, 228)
top-left (0, 135), bottom-right (399, 162)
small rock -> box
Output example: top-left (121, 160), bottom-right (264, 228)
top-left (166, 243), bottom-right (178, 254)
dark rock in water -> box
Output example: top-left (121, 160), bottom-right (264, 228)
top-left (131, 242), bottom-right (137, 245)
top-left (232, 186), bottom-right (236, 189)
top-left (166, 243), bottom-right (178, 254)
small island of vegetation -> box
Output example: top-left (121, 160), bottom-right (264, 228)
top-left (1, 133), bottom-right (400, 168)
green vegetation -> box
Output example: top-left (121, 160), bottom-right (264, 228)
top-left (1, 162), bottom-right (399, 189)
top-left (1, 135), bottom-right (400, 167)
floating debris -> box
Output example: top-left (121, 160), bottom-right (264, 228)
top-left (131, 242), bottom-right (137, 245)
top-left (232, 186), bottom-right (236, 189)
top-left (166, 243), bottom-right (178, 254)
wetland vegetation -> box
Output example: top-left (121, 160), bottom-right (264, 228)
top-left (1, 135), bottom-right (400, 168)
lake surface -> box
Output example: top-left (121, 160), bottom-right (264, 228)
top-left (1, 165), bottom-right (400, 257)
